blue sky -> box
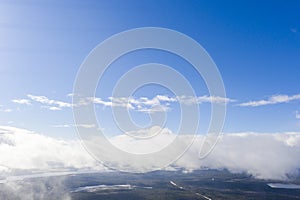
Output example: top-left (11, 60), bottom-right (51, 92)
top-left (0, 0), bottom-right (300, 139)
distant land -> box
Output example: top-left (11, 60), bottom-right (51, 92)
top-left (1, 169), bottom-right (300, 200)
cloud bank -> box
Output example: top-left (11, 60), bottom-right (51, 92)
top-left (0, 126), bottom-right (300, 180)
top-left (181, 132), bottom-right (300, 180)
top-left (0, 126), bottom-right (99, 175)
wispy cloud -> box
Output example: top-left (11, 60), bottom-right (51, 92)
top-left (91, 96), bottom-right (170, 113)
top-left (27, 94), bottom-right (72, 110)
top-left (12, 99), bottom-right (31, 105)
top-left (291, 28), bottom-right (297, 33)
top-left (296, 111), bottom-right (300, 119)
top-left (0, 105), bottom-right (12, 113)
top-left (238, 94), bottom-right (300, 107)
top-left (92, 95), bottom-right (233, 113)
top-left (11, 94), bottom-right (234, 112)
top-left (136, 105), bottom-right (171, 113)
top-left (47, 106), bottom-right (62, 111)
top-left (66, 93), bottom-right (74, 97)
top-left (12, 95), bottom-right (71, 111)
top-left (52, 124), bottom-right (96, 128)
top-left (178, 95), bottom-right (234, 105)
top-left (0, 108), bottom-right (12, 113)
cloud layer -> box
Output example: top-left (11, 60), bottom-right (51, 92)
top-left (0, 126), bottom-right (99, 175)
top-left (9, 93), bottom-right (300, 114)
top-left (12, 94), bottom-right (233, 113)
top-left (182, 132), bottom-right (300, 180)
top-left (1, 126), bottom-right (300, 180)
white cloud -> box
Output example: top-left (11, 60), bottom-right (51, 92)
top-left (0, 126), bottom-right (99, 174)
top-left (0, 176), bottom-right (71, 200)
top-left (92, 95), bottom-right (233, 113)
top-left (11, 94), bottom-right (233, 113)
top-left (137, 105), bottom-right (171, 113)
top-left (200, 95), bottom-right (235, 104)
top-left (27, 94), bottom-right (72, 110)
top-left (66, 93), bottom-right (74, 97)
top-left (0, 126), bottom-right (300, 180)
top-left (177, 95), bottom-right (234, 105)
top-left (111, 129), bottom-right (300, 180)
top-left (238, 94), bottom-right (300, 107)
top-left (52, 124), bottom-right (96, 129)
top-left (91, 96), bottom-right (171, 113)
top-left (296, 111), bottom-right (300, 119)
top-left (110, 126), bottom-right (175, 154)
top-left (12, 99), bottom-right (31, 105)
top-left (47, 106), bottom-right (61, 111)
top-left (155, 95), bottom-right (177, 102)
top-left (0, 108), bottom-right (12, 113)
top-left (0, 105), bottom-right (12, 112)
top-left (52, 124), bottom-right (72, 128)
top-left (184, 132), bottom-right (300, 180)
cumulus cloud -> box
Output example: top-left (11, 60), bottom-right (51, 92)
top-left (12, 99), bottom-right (31, 105)
top-left (238, 94), bottom-right (300, 107)
top-left (91, 95), bottom-right (233, 113)
top-left (27, 94), bottom-right (72, 110)
top-left (52, 124), bottom-right (96, 128)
